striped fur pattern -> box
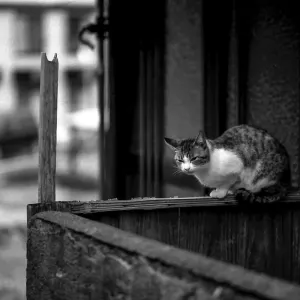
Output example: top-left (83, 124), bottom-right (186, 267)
top-left (164, 125), bottom-right (291, 203)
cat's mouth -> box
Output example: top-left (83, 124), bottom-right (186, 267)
top-left (181, 168), bottom-right (194, 175)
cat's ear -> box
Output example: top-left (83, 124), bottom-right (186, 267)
top-left (194, 130), bottom-right (206, 146)
top-left (164, 137), bottom-right (179, 151)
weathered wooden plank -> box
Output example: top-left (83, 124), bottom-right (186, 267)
top-left (38, 52), bottom-right (58, 203)
top-left (27, 211), bottom-right (300, 300)
top-left (83, 209), bottom-right (180, 247)
top-left (119, 209), bottom-right (180, 247)
top-left (179, 207), bottom-right (223, 258)
top-left (177, 204), bottom-right (300, 284)
top-left (290, 209), bottom-right (300, 280)
top-left (85, 210), bottom-right (121, 228)
top-left (27, 191), bottom-right (300, 216)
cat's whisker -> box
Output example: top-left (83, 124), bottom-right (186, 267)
top-left (172, 168), bottom-right (182, 176)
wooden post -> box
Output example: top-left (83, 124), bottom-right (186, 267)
top-left (38, 53), bottom-right (58, 203)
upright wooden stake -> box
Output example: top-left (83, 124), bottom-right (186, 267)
top-left (38, 53), bottom-right (58, 203)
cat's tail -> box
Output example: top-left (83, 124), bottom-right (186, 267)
top-left (279, 150), bottom-right (293, 190)
top-left (282, 167), bottom-right (291, 187)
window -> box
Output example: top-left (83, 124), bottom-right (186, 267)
top-left (14, 10), bottom-right (42, 55)
top-left (67, 12), bottom-right (95, 54)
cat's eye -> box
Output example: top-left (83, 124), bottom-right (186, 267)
top-left (176, 158), bottom-right (184, 163)
top-left (190, 156), bottom-right (200, 162)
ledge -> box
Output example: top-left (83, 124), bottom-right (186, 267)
top-left (27, 191), bottom-right (300, 217)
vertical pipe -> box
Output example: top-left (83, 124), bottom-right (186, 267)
top-left (153, 45), bottom-right (158, 197)
top-left (153, 44), bottom-right (160, 197)
top-left (97, 0), bottom-right (105, 200)
top-left (139, 48), bottom-right (146, 196)
top-left (146, 47), bottom-right (153, 195)
top-left (153, 0), bottom-right (165, 198)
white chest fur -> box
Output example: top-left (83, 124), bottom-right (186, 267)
top-left (193, 148), bottom-right (243, 188)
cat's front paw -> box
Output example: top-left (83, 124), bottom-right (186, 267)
top-left (209, 189), bottom-right (228, 199)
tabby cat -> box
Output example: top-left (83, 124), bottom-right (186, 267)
top-left (165, 125), bottom-right (291, 203)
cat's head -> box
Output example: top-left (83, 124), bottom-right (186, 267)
top-left (164, 131), bottom-right (210, 175)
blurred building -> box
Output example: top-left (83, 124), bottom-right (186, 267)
top-left (0, 0), bottom-right (98, 146)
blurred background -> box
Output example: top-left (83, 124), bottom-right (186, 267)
top-left (0, 0), bottom-right (98, 299)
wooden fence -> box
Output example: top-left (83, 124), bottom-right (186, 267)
top-left (28, 194), bottom-right (300, 285)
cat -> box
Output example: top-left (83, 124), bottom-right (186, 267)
top-left (164, 125), bottom-right (291, 203)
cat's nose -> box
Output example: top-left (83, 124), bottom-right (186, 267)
top-left (182, 163), bottom-right (191, 171)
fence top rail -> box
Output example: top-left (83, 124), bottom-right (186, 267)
top-left (30, 211), bottom-right (300, 300)
top-left (67, 191), bottom-right (300, 213)
top-left (27, 191), bottom-right (300, 217)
